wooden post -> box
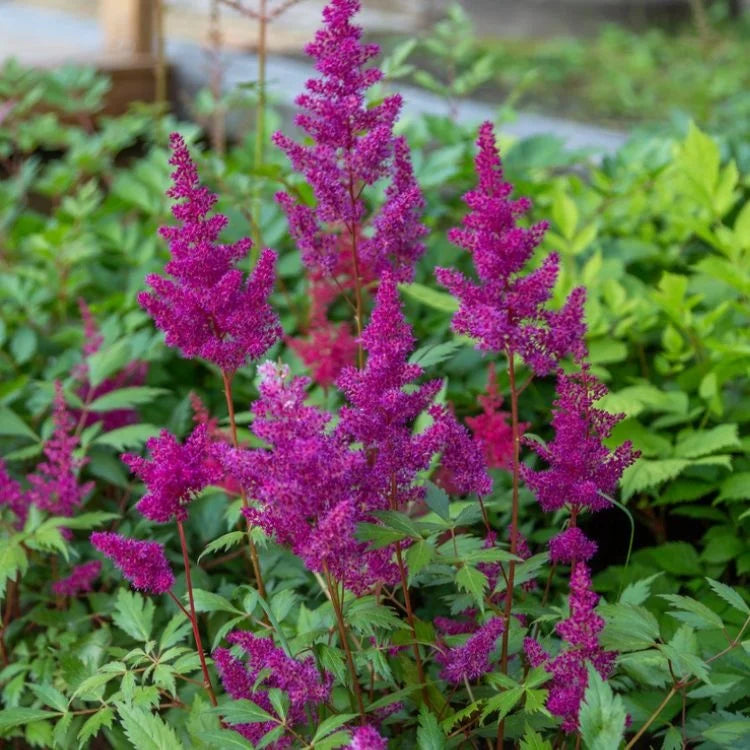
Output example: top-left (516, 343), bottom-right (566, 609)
top-left (99, 0), bottom-right (154, 56)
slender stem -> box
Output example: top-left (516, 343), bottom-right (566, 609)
top-left (209, 0), bottom-right (225, 155)
top-left (251, 0), bottom-right (268, 261)
top-left (167, 589), bottom-right (192, 620)
top-left (221, 370), bottom-right (267, 601)
top-left (624, 687), bottom-right (677, 750)
top-left (497, 351), bottom-right (521, 749)
top-left (323, 565), bottom-right (365, 721)
top-left (176, 520), bottom-right (218, 707)
top-left (390, 477), bottom-right (431, 709)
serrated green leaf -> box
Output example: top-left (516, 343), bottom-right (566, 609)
top-left (620, 573), bottom-right (662, 606)
top-left (191, 589), bottom-right (243, 615)
top-left (706, 578), bottom-right (750, 614)
top-left (399, 282), bottom-right (458, 313)
top-left (214, 698), bottom-right (275, 725)
top-left (87, 387), bottom-right (167, 412)
top-left (621, 459), bottom-right (689, 499)
top-left (481, 686), bottom-right (524, 722)
top-left (197, 531), bottom-right (245, 563)
top-left (28, 684), bottom-right (68, 713)
top-left (117, 702), bottom-right (186, 749)
top-left (113, 588), bottom-right (154, 641)
top-left (77, 706), bottom-right (114, 745)
top-left (600, 602), bottom-right (660, 651)
top-left (660, 594), bottom-right (723, 630)
top-left (311, 713), bottom-right (358, 742)
top-left (0, 406), bottom-right (38, 441)
top-left (417, 708), bottom-right (446, 750)
top-left (674, 424), bottom-right (739, 459)
top-left (579, 664), bottom-right (627, 750)
top-left (195, 728), bottom-right (256, 749)
top-left (71, 671), bottom-right (118, 701)
top-left (406, 540), bottom-right (434, 580)
top-left (409, 340), bottom-right (463, 369)
top-left (456, 565), bottom-right (487, 612)
top-left (0, 707), bottom-right (61, 731)
top-left (0, 542), bottom-right (28, 604)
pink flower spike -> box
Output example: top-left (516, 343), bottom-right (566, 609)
top-left (51, 560), bottom-right (101, 596)
top-left (123, 424), bottom-right (223, 524)
top-left (435, 617), bottom-right (505, 684)
top-left (140, 133), bottom-right (281, 372)
top-left (349, 725), bottom-right (387, 750)
top-left (91, 532), bottom-right (175, 594)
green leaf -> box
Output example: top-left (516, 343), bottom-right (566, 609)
top-left (406, 540), bottom-right (434, 580)
top-left (197, 531), bottom-right (245, 563)
top-left (399, 282), bottom-right (458, 313)
top-left (117, 703), bottom-right (185, 749)
top-left (620, 459), bottom-right (689, 499)
top-left (718, 472), bottom-right (750, 502)
top-left (481, 685), bottom-right (524, 722)
top-left (0, 707), bottom-right (61, 732)
top-left (600, 603), bottom-right (660, 652)
top-left (620, 573), bottom-right (662, 606)
top-left (417, 708), bottom-right (446, 750)
top-left (87, 387), bottom-right (168, 412)
top-left (0, 406), bottom-right (38, 441)
top-left (356, 522), bottom-right (407, 549)
top-left (706, 578), bottom-right (750, 614)
top-left (660, 594), bottom-right (723, 630)
top-left (674, 424), bottom-right (739, 459)
top-left (113, 588), bottom-right (155, 641)
top-left (702, 717), bottom-right (750, 745)
top-left (0, 541), bottom-right (28, 604)
top-left (70, 671), bottom-right (118, 701)
top-left (409, 340), bottom-right (464, 369)
top-left (552, 192), bottom-right (578, 240)
top-left (578, 664), bottom-right (627, 750)
top-left (57, 511), bottom-right (119, 530)
top-left (520, 725), bottom-right (553, 750)
top-left (424, 482), bottom-right (450, 520)
top-left (311, 713), bottom-right (358, 743)
top-left (191, 589), bottom-right (243, 615)
top-left (28, 684), bottom-right (68, 713)
top-left (77, 707), bottom-right (115, 745)
top-left (93, 423), bottom-right (161, 451)
top-left (87, 339), bottom-right (131, 388)
top-left (10, 327), bottom-right (37, 364)
top-left (456, 565), bottom-right (487, 612)
top-left (194, 729), bottom-right (255, 750)
top-left (215, 699), bottom-right (275, 725)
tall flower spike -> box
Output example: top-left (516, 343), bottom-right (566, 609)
top-left (436, 122), bottom-right (586, 375)
top-left (524, 562), bottom-right (615, 732)
top-left (521, 369), bottom-right (638, 560)
top-left (123, 424), bottom-right (222, 524)
top-left (26, 382), bottom-right (93, 517)
top-left (214, 630), bottom-right (331, 745)
top-left (435, 618), bottom-right (505, 684)
top-left (139, 133), bottom-right (281, 373)
top-left (337, 274), bottom-right (491, 507)
top-left (90, 532), bottom-right (174, 594)
top-left (273, 0), bottom-right (425, 281)
top-left (0, 461), bottom-right (28, 526)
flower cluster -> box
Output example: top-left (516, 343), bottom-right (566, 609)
top-left (90, 532), bottom-right (174, 594)
top-left (123, 424), bottom-right (222, 523)
top-left (74, 298), bottom-right (147, 432)
top-left (139, 133), bottom-right (281, 373)
top-left (273, 0), bottom-right (425, 282)
top-left (436, 617), bottom-right (505, 684)
top-left (525, 563), bottom-right (616, 732)
top-left (348, 725), bottom-right (388, 750)
top-left (522, 368), bottom-right (638, 563)
top-left (51, 560), bottom-right (101, 596)
top-left (26, 382), bottom-right (93, 519)
top-left (213, 630), bottom-right (331, 746)
top-left (436, 121), bottom-right (586, 375)
top-left (221, 277), bottom-right (489, 592)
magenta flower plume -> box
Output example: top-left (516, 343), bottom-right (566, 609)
top-left (436, 122), bottom-right (586, 375)
top-left (524, 562), bottom-right (615, 732)
top-left (349, 725), bottom-right (388, 750)
top-left (0, 461), bottom-right (28, 526)
top-left (522, 369), bottom-right (638, 517)
top-left (139, 133), bottom-right (281, 372)
top-left (549, 526), bottom-right (598, 564)
top-left (220, 362), bottom-right (397, 592)
top-left (288, 320), bottom-right (358, 389)
top-left (51, 560), bottom-right (101, 596)
top-left (273, 0), bottom-right (425, 281)
top-left (26, 382), bottom-right (93, 517)
top-left (337, 275), bottom-right (491, 506)
top-left (123, 424), bottom-right (222, 523)
top-left (436, 617), bottom-right (505, 684)
top-left (214, 630), bottom-right (331, 745)
top-left (91, 532), bottom-right (174, 594)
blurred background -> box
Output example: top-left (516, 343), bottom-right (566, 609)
top-left (2, 0), bottom-right (748, 144)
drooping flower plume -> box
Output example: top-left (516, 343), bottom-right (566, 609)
top-left (214, 630), bottom-right (331, 745)
top-left (273, 0), bottom-right (426, 281)
top-left (51, 560), bottom-right (101, 596)
top-left (524, 562), bottom-right (616, 732)
top-left (123, 424), bottom-right (222, 523)
top-left (436, 121), bottom-right (586, 375)
top-left (26, 382), bottom-right (93, 518)
top-left (435, 617), bottom-right (505, 684)
top-left (90, 532), bottom-right (175, 594)
top-left (139, 133), bottom-right (281, 372)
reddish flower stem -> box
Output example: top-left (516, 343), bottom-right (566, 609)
top-left (497, 351), bottom-right (521, 749)
top-left (323, 564), bottom-right (365, 722)
top-left (176, 520), bottom-right (218, 707)
top-left (221, 370), bottom-right (267, 601)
